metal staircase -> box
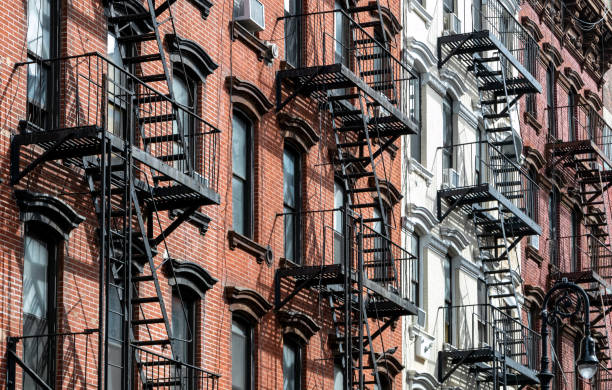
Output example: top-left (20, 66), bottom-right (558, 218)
top-left (274, 2), bottom-right (420, 388)
top-left (9, 0), bottom-right (221, 387)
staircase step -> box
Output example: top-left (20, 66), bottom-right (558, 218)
top-left (474, 56), bottom-right (501, 63)
top-left (481, 98), bottom-right (508, 105)
top-left (158, 153), bottom-right (186, 162)
top-left (143, 134), bottom-right (182, 144)
top-left (487, 281), bottom-right (513, 287)
top-left (140, 73), bottom-right (167, 83)
top-left (139, 114), bottom-right (176, 124)
top-left (485, 126), bottom-right (512, 133)
top-left (484, 268), bottom-right (511, 275)
top-left (347, 4), bottom-right (380, 12)
top-left (328, 93), bottom-right (360, 102)
top-left (132, 296), bottom-right (160, 304)
top-left (361, 68), bottom-right (392, 77)
top-left (132, 318), bottom-right (165, 326)
top-left (108, 13), bottom-right (150, 24)
top-left (351, 202), bottom-right (379, 209)
top-left (484, 113), bottom-right (509, 120)
top-left (132, 274), bottom-right (155, 282)
top-left (476, 70), bottom-right (503, 78)
top-left (352, 21), bottom-right (380, 29)
top-left (117, 32), bottom-right (157, 44)
top-left (123, 53), bottom-right (162, 65)
top-left (347, 187), bottom-right (377, 194)
top-left (339, 155), bottom-right (370, 163)
top-left (363, 217), bottom-right (384, 224)
top-left (337, 140), bottom-right (368, 148)
top-left (341, 171), bottom-right (374, 179)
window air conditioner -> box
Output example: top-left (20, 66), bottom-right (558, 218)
top-left (234, 0), bottom-right (265, 32)
top-left (443, 168), bottom-right (460, 188)
top-left (443, 12), bottom-right (461, 35)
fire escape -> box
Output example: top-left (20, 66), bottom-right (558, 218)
top-left (273, 1), bottom-right (420, 389)
top-left (9, 0), bottom-right (220, 388)
top-left (546, 103), bottom-right (612, 369)
top-left (436, 0), bottom-right (542, 388)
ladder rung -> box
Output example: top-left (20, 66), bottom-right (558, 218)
top-left (158, 153), bottom-right (186, 162)
top-left (117, 32), bottom-right (157, 44)
top-left (132, 274), bottom-right (155, 282)
top-left (139, 114), bottom-right (176, 124)
top-left (341, 171), bottom-right (374, 179)
top-left (484, 113), bottom-right (509, 120)
top-left (140, 74), bottom-right (167, 83)
top-left (337, 140), bottom-right (368, 148)
top-left (132, 296), bottom-right (159, 304)
top-left (347, 4), bottom-right (379, 13)
top-left (108, 13), bottom-right (150, 24)
top-left (143, 134), bottom-right (182, 144)
top-left (346, 187), bottom-right (377, 194)
top-left (328, 93), bottom-right (360, 102)
top-left (474, 56), bottom-right (501, 63)
top-left (123, 53), bottom-right (162, 65)
top-left (486, 126), bottom-right (512, 133)
top-left (353, 21), bottom-right (380, 29)
top-left (351, 202), bottom-right (379, 209)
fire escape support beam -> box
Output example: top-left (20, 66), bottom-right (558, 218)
top-left (6, 340), bottom-right (53, 390)
top-left (10, 133), bottom-right (74, 185)
top-left (363, 315), bottom-right (398, 348)
top-left (499, 95), bottom-right (522, 116)
top-left (437, 34), bottom-right (473, 69)
top-left (150, 205), bottom-right (199, 247)
top-left (437, 187), bottom-right (478, 222)
top-left (274, 268), bottom-right (324, 311)
top-left (438, 350), bottom-right (478, 384)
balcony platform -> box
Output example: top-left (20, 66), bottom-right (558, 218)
top-left (555, 270), bottom-right (612, 289)
top-left (274, 264), bottom-right (417, 317)
top-left (439, 347), bottom-right (540, 386)
top-left (438, 30), bottom-right (542, 94)
top-left (437, 183), bottom-right (541, 237)
top-left (11, 124), bottom-right (220, 208)
top-left (276, 63), bottom-right (418, 136)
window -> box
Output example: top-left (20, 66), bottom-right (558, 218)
top-left (526, 166), bottom-right (538, 222)
top-left (283, 145), bottom-right (301, 263)
top-left (546, 63), bottom-right (556, 139)
top-left (443, 0), bottom-right (454, 13)
top-left (568, 89), bottom-right (577, 141)
top-left (107, 31), bottom-right (129, 139)
top-left (107, 280), bottom-right (124, 390)
top-left (333, 180), bottom-right (346, 265)
top-left (527, 305), bottom-right (539, 369)
top-left (334, 363), bottom-right (345, 390)
top-left (173, 289), bottom-right (196, 389)
top-left (284, 0), bottom-right (301, 67)
top-left (410, 234), bottom-right (420, 308)
top-left (443, 255), bottom-right (453, 344)
top-left (232, 112), bottom-right (253, 237)
top-left (477, 279), bottom-right (487, 346)
top-left (570, 211), bottom-right (580, 272)
top-left (410, 94), bottom-right (422, 163)
top-left (282, 339), bottom-right (302, 390)
top-left (549, 189), bottom-right (560, 266)
top-left (334, 0), bottom-right (349, 66)
top-left (442, 95), bottom-right (454, 170)
top-left (22, 231), bottom-right (57, 390)
top-left (232, 317), bottom-right (253, 390)
top-left (172, 71), bottom-right (198, 172)
top-left (27, 0), bottom-right (57, 128)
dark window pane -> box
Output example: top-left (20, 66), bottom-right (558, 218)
top-left (283, 341), bottom-right (300, 390)
top-left (232, 319), bottom-right (251, 390)
top-left (284, 0), bottom-right (300, 67)
top-left (232, 115), bottom-right (248, 179)
top-left (233, 177), bottom-right (246, 236)
top-left (232, 113), bottom-right (251, 236)
top-left (284, 209), bottom-right (295, 260)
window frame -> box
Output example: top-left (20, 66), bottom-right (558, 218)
top-left (568, 89), bottom-right (577, 142)
top-left (443, 254), bottom-right (453, 344)
top-left (526, 166), bottom-right (538, 222)
top-left (548, 188), bottom-right (560, 266)
top-left (172, 68), bottom-right (199, 173)
top-left (546, 63), bottom-right (556, 139)
top-left (410, 234), bottom-right (421, 309)
top-left (232, 110), bottom-right (254, 238)
top-left (442, 95), bottom-right (454, 170)
top-left (282, 338), bottom-right (302, 390)
top-left (283, 143), bottom-right (302, 264)
top-left (231, 316), bottom-right (254, 390)
top-left (284, 0), bottom-right (302, 68)
top-left (570, 210), bottom-right (580, 272)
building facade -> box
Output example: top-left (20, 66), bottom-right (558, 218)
top-left (0, 0), bottom-right (419, 389)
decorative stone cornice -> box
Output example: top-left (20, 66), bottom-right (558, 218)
top-left (229, 21), bottom-right (276, 65)
top-left (15, 190), bottom-right (84, 240)
top-left (188, 0), bottom-right (213, 19)
top-left (457, 254), bottom-right (482, 279)
top-left (370, 4), bottom-right (402, 37)
top-left (521, 16), bottom-right (543, 42)
top-left (524, 284), bottom-right (546, 306)
top-left (277, 310), bottom-right (320, 345)
top-left (440, 227), bottom-right (470, 254)
top-left (563, 67), bottom-right (585, 91)
top-left (169, 209), bottom-right (211, 236)
top-left (403, 38), bottom-right (437, 71)
top-left (406, 203), bottom-right (438, 232)
top-left (226, 76), bottom-right (273, 120)
top-left (584, 89), bottom-right (604, 111)
top-left (523, 145), bottom-right (546, 170)
top-left (372, 179), bottom-right (402, 207)
top-left (228, 230), bottom-right (273, 264)
top-left (277, 112), bottom-right (319, 152)
top-left (407, 371), bottom-right (439, 390)
top-left (225, 286), bottom-right (272, 323)
top-left (372, 353), bottom-right (403, 378)
top-left (542, 42), bottom-right (563, 68)
top-left (164, 259), bottom-right (217, 298)
top-left (523, 111), bottom-right (542, 135)
top-left (426, 234), bottom-right (450, 257)
top-left (166, 34), bottom-right (218, 82)
top-left (439, 69), bottom-right (467, 100)
top-left (421, 72), bottom-right (446, 96)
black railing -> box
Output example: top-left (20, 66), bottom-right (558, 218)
top-left (439, 141), bottom-right (540, 215)
top-left (134, 346), bottom-right (220, 389)
top-left (438, 304), bottom-right (540, 371)
top-left (15, 53), bottom-right (220, 192)
top-left (547, 104), bottom-right (612, 163)
top-left (276, 208), bottom-right (418, 304)
top-left (7, 329), bottom-right (98, 390)
top-left (279, 9), bottom-right (420, 125)
top-left (549, 234), bottom-right (612, 282)
top-left (477, 0), bottom-right (540, 77)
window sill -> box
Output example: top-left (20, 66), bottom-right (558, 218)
top-left (523, 112), bottom-right (542, 135)
top-left (526, 244), bottom-right (543, 268)
top-left (228, 230), bottom-right (273, 264)
top-left (229, 21), bottom-right (275, 65)
top-left (408, 158), bottom-right (433, 186)
top-left (408, 0), bottom-right (433, 28)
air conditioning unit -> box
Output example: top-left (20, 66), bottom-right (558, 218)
top-left (443, 12), bottom-right (461, 35)
top-left (443, 168), bottom-right (460, 188)
top-left (234, 0), bottom-right (265, 32)
top-left (529, 235), bottom-right (539, 250)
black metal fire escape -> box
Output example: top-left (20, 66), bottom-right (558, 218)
top-left (274, 1), bottom-right (419, 389)
top-left (9, 0), bottom-right (220, 388)
top-left (546, 103), bottom-right (612, 366)
top-left (436, 0), bottom-right (542, 388)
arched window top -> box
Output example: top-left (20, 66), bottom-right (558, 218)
top-left (226, 76), bottom-right (273, 121)
top-left (520, 16), bottom-right (543, 42)
top-left (167, 34), bottom-right (218, 83)
top-left (564, 67), bottom-right (585, 91)
top-left (278, 112), bottom-right (319, 152)
top-left (543, 43), bottom-right (563, 68)
top-left (277, 310), bottom-right (320, 345)
top-left (225, 285), bottom-right (272, 324)
top-left (15, 190), bottom-right (84, 240)
top-left (164, 259), bottom-right (217, 299)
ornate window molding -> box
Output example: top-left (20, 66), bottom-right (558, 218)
top-left (226, 76), bottom-right (273, 121)
top-left (277, 310), bottom-right (320, 345)
top-left (15, 190), bottom-right (84, 240)
top-left (372, 353), bottom-right (403, 379)
top-left (370, 6), bottom-right (402, 37)
top-left (230, 21), bottom-right (276, 65)
top-left (542, 43), bottom-right (563, 68)
top-left (225, 286), bottom-right (272, 323)
top-left (407, 371), bottom-right (439, 390)
top-left (372, 179), bottom-right (402, 208)
top-left (440, 227), bottom-right (470, 255)
top-left (584, 89), bottom-right (603, 111)
top-left (277, 112), bottom-right (320, 152)
top-left (405, 203), bottom-right (438, 233)
top-left (403, 38), bottom-right (436, 72)
top-left (439, 69), bottom-right (467, 100)
top-left (164, 259), bottom-right (217, 298)
top-left (228, 230), bottom-right (273, 265)
top-left (563, 67), bottom-right (585, 91)
top-left (523, 146), bottom-right (546, 170)
top-left (166, 34), bottom-right (218, 82)
top-left (169, 209), bottom-right (211, 236)
top-left (520, 16), bottom-right (543, 42)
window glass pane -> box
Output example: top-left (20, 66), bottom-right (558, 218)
top-left (284, 0), bottom-right (300, 67)
top-left (232, 115), bottom-right (248, 179)
top-left (333, 182), bottom-right (344, 233)
top-left (23, 235), bottom-right (49, 319)
top-left (232, 320), bottom-right (250, 390)
top-left (27, 0), bottom-right (51, 58)
top-left (283, 342), bottom-right (298, 390)
top-left (232, 177), bottom-right (246, 235)
top-left (283, 148), bottom-right (297, 208)
top-left (27, 63), bottom-right (48, 109)
top-left (334, 364), bottom-right (344, 390)
top-left (284, 210), bottom-right (295, 260)
top-left (173, 293), bottom-right (192, 365)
